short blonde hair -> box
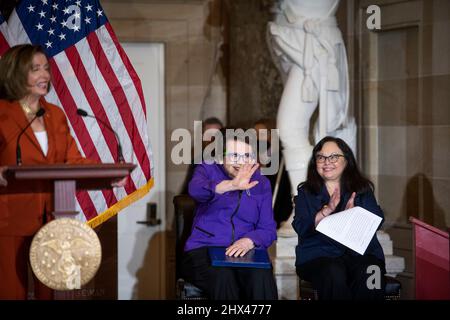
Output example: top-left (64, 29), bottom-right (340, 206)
top-left (0, 44), bottom-right (52, 100)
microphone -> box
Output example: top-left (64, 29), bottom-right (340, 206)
top-left (16, 108), bottom-right (46, 166)
top-left (76, 108), bottom-right (124, 163)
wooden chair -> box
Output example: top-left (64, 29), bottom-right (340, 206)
top-left (173, 194), bottom-right (208, 300)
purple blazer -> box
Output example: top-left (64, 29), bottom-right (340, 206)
top-left (184, 163), bottom-right (277, 252)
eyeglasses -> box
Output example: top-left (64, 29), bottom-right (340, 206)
top-left (225, 152), bottom-right (255, 163)
top-left (315, 154), bottom-right (345, 164)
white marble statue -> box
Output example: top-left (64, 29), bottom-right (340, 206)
top-left (267, 0), bottom-right (356, 236)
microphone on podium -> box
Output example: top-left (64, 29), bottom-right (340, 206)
top-left (16, 108), bottom-right (46, 166)
top-left (76, 108), bottom-right (125, 163)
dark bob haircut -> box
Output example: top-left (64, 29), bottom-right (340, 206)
top-left (300, 136), bottom-right (374, 195)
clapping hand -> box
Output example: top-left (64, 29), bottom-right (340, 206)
top-left (317, 188), bottom-right (356, 226)
top-left (226, 237), bottom-right (255, 257)
top-left (327, 187), bottom-right (341, 212)
top-left (345, 192), bottom-right (356, 210)
top-left (326, 189), bottom-right (356, 213)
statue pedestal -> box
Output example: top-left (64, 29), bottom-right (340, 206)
top-left (276, 214), bottom-right (297, 238)
top-left (272, 236), bottom-right (298, 300)
top-left (377, 230), bottom-right (405, 277)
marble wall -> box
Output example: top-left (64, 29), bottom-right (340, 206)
top-left (227, 0), bottom-right (283, 128)
top-left (355, 0), bottom-right (450, 298)
top-left (357, 0), bottom-right (449, 230)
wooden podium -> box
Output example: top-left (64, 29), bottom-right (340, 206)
top-left (410, 217), bottom-right (450, 300)
top-left (6, 163), bottom-right (135, 218)
top-left (5, 163), bottom-right (135, 299)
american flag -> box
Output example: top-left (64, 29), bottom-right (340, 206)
top-left (6, 0), bottom-right (154, 228)
top-left (0, 12), bottom-right (10, 55)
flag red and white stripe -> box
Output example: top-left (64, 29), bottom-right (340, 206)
top-left (7, 0), bottom-right (154, 227)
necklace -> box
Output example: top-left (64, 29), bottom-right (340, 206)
top-left (20, 101), bottom-right (36, 117)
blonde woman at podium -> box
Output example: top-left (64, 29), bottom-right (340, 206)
top-left (0, 44), bottom-right (98, 300)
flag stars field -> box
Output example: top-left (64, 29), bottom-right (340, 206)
top-left (3, 0), bottom-right (154, 227)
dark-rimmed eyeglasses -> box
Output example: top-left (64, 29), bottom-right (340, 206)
top-left (225, 152), bottom-right (255, 163)
top-left (315, 154), bottom-right (345, 164)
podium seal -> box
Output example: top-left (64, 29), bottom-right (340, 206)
top-left (29, 218), bottom-right (102, 290)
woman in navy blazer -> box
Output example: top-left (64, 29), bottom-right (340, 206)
top-left (293, 136), bottom-right (385, 300)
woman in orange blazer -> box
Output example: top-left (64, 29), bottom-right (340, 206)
top-left (0, 44), bottom-right (97, 299)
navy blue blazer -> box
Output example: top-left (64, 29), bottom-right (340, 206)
top-left (292, 185), bottom-right (385, 266)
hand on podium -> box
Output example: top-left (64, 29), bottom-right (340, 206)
top-left (111, 175), bottom-right (127, 188)
top-left (0, 166), bottom-right (7, 187)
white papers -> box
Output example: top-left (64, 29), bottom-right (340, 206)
top-left (316, 206), bottom-right (382, 255)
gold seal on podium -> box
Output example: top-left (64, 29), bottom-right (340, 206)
top-left (29, 218), bottom-right (102, 290)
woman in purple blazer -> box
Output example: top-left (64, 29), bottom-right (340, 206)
top-left (181, 132), bottom-right (278, 300)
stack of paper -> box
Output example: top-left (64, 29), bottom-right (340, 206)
top-left (316, 206), bottom-right (382, 255)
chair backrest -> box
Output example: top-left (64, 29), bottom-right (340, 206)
top-left (173, 194), bottom-right (197, 278)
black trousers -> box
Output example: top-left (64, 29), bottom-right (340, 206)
top-left (182, 247), bottom-right (278, 300)
top-left (296, 253), bottom-right (386, 300)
